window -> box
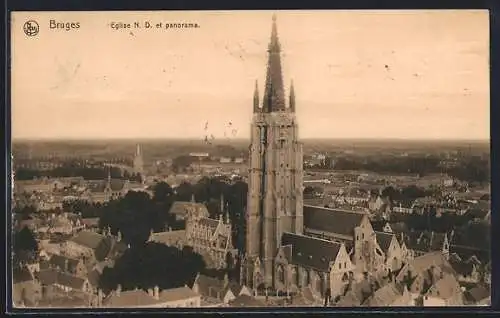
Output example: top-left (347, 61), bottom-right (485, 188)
top-left (362, 233), bottom-right (365, 239)
top-left (278, 266), bottom-right (285, 283)
top-left (339, 263), bottom-right (341, 269)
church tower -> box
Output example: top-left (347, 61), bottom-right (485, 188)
top-left (243, 14), bottom-right (304, 290)
top-left (133, 144), bottom-right (144, 177)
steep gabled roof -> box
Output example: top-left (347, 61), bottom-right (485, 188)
top-left (375, 232), bottom-right (394, 254)
top-left (70, 230), bottom-right (106, 250)
top-left (193, 274), bottom-right (227, 300)
top-left (465, 285), bottom-right (490, 303)
top-left (425, 273), bottom-right (462, 300)
top-left (303, 205), bottom-right (366, 238)
top-left (281, 232), bottom-right (341, 272)
top-left (364, 282), bottom-right (405, 307)
top-left (228, 294), bottom-right (265, 307)
top-left (35, 269), bottom-right (86, 290)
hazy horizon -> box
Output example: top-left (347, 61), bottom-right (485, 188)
top-left (12, 136), bottom-right (490, 143)
top-left (12, 10), bottom-right (490, 140)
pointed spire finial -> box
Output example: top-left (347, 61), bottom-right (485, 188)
top-left (289, 79), bottom-right (296, 112)
top-left (253, 80), bottom-right (260, 113)
top-left (268, 13), bottom-right (280, 53)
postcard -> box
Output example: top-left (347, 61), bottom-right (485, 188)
top-left (10, 10), bottom-right (490, 309)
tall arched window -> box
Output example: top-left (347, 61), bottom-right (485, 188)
top-left (292, 267), bottom-right (299, 286)
top-left (315, 272), bottom-right (322, 292)
top-left (278, 265), bottom-right (285, 283)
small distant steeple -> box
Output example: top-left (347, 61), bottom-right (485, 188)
top-left (225, 208), bottom-right (230, 225)
top-left (289, 80), bottom-right (295, 112)
top-left (191, 193), bottom-right (196, 203)
top-left (220, 192), bottom-right (225, 213)
top-left (133, 144), bottom-right (144, 177)
top-left (107, 167), bottom-right (111, 188)
top-left (253, 80), bottom-right (260, 113)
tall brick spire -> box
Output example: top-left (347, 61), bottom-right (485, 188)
top-left (262, 14), bottom-right (286, 113)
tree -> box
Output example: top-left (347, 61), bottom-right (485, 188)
top-left (13, 227), bottom-right (39, 266)
top-left (98, 242), bottom-right (206, 294)
top-left (381, 186), bottom-right (399, 202)
top-left (153, 182), bottom-right (173, 203)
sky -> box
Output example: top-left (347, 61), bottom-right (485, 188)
top-left (11, 10), bottom-right (490, 140)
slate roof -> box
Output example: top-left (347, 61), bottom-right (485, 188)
top-left (303, 205), bottom-right (366, 238)
top-left (364, 283), bottom-right (405, 307)
top-left (425, 273), bottom-right (462, 300)
top-left (375, 232), bottom-right (394, 253)
top-left (449, 259), bottom-right (475, 277)
top-left (70, 230), bottom-right (106, 250)
top-left (228, 294), bottom-right (265, 307)
top-left (464, 285), bottom-right (490, 303)
top-left (49, 255), bottom-right (81, 273)
top-left (281, 232), bottom-right (341, 272)
top-left (397, 252), bottom-right (456, 282)
top-left (448, 245), bottom-right (490, 264)
top-left (36, 269), bottom-right (86, 290)
top-left (403, 231), bottom-right (446, 253)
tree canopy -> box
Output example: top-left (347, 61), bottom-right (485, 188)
top-left (13, 227), bottom-right (39, 267)
top-left (98, 243), bottom-right (206, 294)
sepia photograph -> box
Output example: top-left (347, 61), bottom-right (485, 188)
top-left (10, 10), bottom-right (491, 309)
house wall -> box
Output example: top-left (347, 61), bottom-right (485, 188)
top-left (330, 245), bottom-right (355, 298)
top-left (384, 238), bottom-right (405, 273)
top-left (13, 280), bottom-right (42, 307)
top-left (423, 295), bottom-right (446, 306)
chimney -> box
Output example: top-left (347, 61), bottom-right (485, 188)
top-left (117, 231), bottom-right (122, 242)
top-left (168, 226), bottom-right (172, 232)
top-left (147, 288), bottom-right (154, 297)
top-left (116, 284), bottom-right (122, 297)
top-left (153, 286), bottom-right (159, 300)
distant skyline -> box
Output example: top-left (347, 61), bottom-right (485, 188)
top-left (11, 10), bottom-right (489, 140)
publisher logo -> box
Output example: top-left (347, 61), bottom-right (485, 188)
top-left (23, 20), bottom-right (39, 36)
